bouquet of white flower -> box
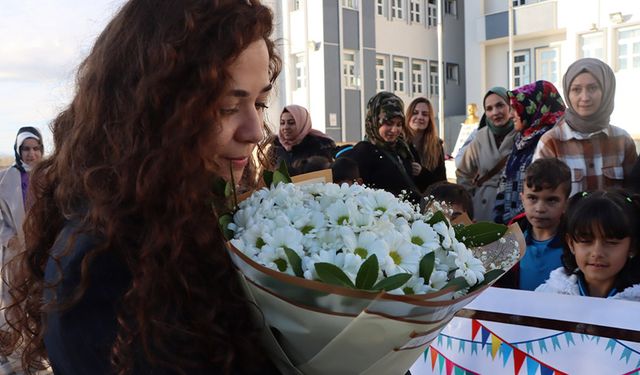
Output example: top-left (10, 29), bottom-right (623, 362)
top-left (221, 170), bottom-right (523, 375)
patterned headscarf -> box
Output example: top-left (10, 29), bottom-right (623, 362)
top-left (508, 80), bottom-right (566, 150)
top-left (13, 126), bottom-right (43, 173)
top-left (278, 104), bottom-right (333, 151)
top-left (493, 81), bottom-right (565, 224)
top-left (364, 91), bottom-right (412, 160)
top-left (562, 58), bottom-right (615, 134)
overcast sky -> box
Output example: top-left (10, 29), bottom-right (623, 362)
top-left (0, 0), bottom-right (127, 156)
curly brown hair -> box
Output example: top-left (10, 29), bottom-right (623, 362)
top-left (2, 0), bottom-right (281, 374)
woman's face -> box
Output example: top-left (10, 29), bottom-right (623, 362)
top-left (409, 102), bottom-right (430, 132)
top-left (20, 138), bottom-right (43, 166)
top-left (568, 72), bottom-right (603, 117)
top-left (512, 110), bottom-right (524, 131)
top-left (205, 39), bottom-right (271, 183)
top-left (377, 116), bottom-right (403, 143)
top-left (279, 112), bottom-right (297, 141)
top-left (484, 93), bottom-right (511, 127)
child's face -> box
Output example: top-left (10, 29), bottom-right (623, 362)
top-left (567, 235), bottom-right (632, 297)
top-left (520, 184), bottom-right (568, 231)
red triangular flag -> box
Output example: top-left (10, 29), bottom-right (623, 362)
top-left (471, 319), bottom-right (481, 340)
top-left (513, 348), bottom-right (526, 375)
top-left (446, 358), bottom-right (454, 375)
top-left (430, 347), bottom-right (438, 370)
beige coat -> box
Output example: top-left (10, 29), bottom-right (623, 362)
top-left (456, 127), bottom-right (516, 222)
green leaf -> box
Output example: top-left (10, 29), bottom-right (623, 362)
top-left (453, 223), bottom-right (466, 242)
top-left (224, 181), bottom-right (234, 198)
top-left (419, 252), bottom-right (435, 282)
top-left (456, 222), bottom-right (508, 248)
top-left (427, 211), bottom-right (448, 227)
top-left (274, 258), bottom-right (287, 272)
top-left (355, 255), bottom-right (379, 290)
top-left (263, 170), bottom-right (274, 187)
top-left (284, 247), bottom-right (303, 277)
top-left (372, 273), bottom-right (412, 292)
top-left (276, 160), bottom-right (292, 183)
top-left (272, 170), bottom-right (289, 187)
top-left (442, 276), bottom-right (469, 292)
top-left (469, 269), bottom-right (505, 292)
top-left (315, 262), bottom-right (355, 288)
top-left (218, 214), bottom-right (234, 240)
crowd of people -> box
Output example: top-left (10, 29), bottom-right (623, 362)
top-left (0, 0), bottom-right (638, 374)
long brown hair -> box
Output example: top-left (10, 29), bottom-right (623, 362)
top-left (406, 97), bottom-right (440, 171)
top-left (3, 0), bottom-right (281, 374)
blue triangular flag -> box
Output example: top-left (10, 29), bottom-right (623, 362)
top-left (564, 332), bottom-right (575, 346)
top-left (540, 365), bottom-right (553, 375)
top-left (538, 339), bottom-right (548, 354)
top-left (471, 342), bottom-right (478, 355)
top-left (635, 356), bottom-right (640, 369)
top-left (605, 339), bottom-right (616, 354)
top-left (424, 347), bottom-right (429, 361)
top-left (447, 336), bottom-right (453, 349)
top-left (454, 367), bottom-right (464, 375)
top-left (551, 336), bottom-right (561, 350)
top-left (620, 347), bottom-right (632, 363)
top-left (481, 328), bottom-right (490, 349)
top-left (458, 340), bottom-right (465, 353)
top-left (526, 356), bottom-right (539, 375)
top-left (501, 344), bottom-right (513, 367)
top-left (595, 336), bottom-right (601, 344)
top-left (526, 342), bottom-right (534, 354)
top-left (580, 334), bottom-right (587, 342)
top-left (438, 335), bottom-right (443, 346)
top-left (438, 353), bottom-right (445, 375)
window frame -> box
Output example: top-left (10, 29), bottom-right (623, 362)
top-left (343, 50), bottom-right (360, 89)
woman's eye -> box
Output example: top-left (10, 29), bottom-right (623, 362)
top-left (220, 108), bottom-right (238, 115)
top-left (255, 102), bottom-right (269, 111)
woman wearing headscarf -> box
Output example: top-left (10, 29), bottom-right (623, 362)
top-left (493, 80), bottom-right (566, 224)
top-left (0, 127), bottom-right (44, 373)
top-left (456, 87), bottom-right (517, 222)
top-left (405, 97), bottom-right (447, 194)
top-left (348, 91), bottom-right (422, 203)
top-left (534, 58), bottom-right (637, 196)
top-left (272, 104), bottom-right (336, 175)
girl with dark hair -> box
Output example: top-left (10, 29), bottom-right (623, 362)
top-left (536, 190), bottom-right (640, 300)
top-left (348, 92), bottom-right (422, 204)
top-left (405, 97), bottom-right (446, 193)
top-left (2, 1), bottom-right (282, 374)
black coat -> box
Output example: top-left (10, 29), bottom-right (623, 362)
top-left (348, 141), bottom-right (422, 203)
top-left (273, 134), bottom-right (336, 175)
top-left (410, 141), bottom-right (447, 194)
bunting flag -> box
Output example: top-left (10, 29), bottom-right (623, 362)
top-left (481, 328), bottom-right (490, 349)
top-left (446, 358), bottom-right (454, 375)
top-left (525, 342), bottom-right (534, 354)
top-left (426, 346), bottom-right (481, 375)
top-left (430, 346), bottom-right (438, 370)
top-left (621, 348), bottom-right (633, 364)
top-left (606, 339), bottom-right (617, 354)
top-left (447, 337), bottom-right (453, 350)
top-left (471, 319), bottom-right (481, 340)
top-left (471, 342), bottom-right (478, 355)
top-left (491, 334), bottom-right (502, 359)
top-left (540, 365), bottom-right (553, 375)
top-left (501, 344), bottom-right (513, 367)
top-left (538, 339), bottom-right (548, 354)
top-left (439, 353), bottom-right (445, 373)
top-left (526, 356), bottom-right (539, 375)
top-left (458, 340), bottom-right (465, 353)
top-left (514, 349), bottom-right (526, 375)
top-left (564, 332), bottom-right (575, 346)
top-left (551, 336), bottom-right (561, 350)
top-left (454, 367), bottom-right (465, 375)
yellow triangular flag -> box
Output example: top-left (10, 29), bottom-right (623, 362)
top-left (491, 334), bottom-right (502, 359)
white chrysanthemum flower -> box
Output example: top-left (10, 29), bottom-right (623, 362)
top-left (409, 221), bottom-right (440, 252)
top-left (454, 248), bottom-right (486, 286)
top-left (263, 226), bottom-right (304, 256)
top-left (342, 231), bottom-right (386, 261)
top-left (375, 232), bottom-right (419, 275)
top-left (428, 270), bottom-right (448, 290)
top-left (433, 221), bottom-right (452, 249)
top-left (303, 249), bottom-right (341, 280)
top-left (401, 275), bottom-right (429, 295)
top-left (326, 200), bottom-right (351, 226)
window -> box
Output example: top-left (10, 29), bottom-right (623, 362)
top-left (579, 32), bottom-right (605, 60)
top-left (342, 0), bottom-right (358, 9)
top-left (393, 58), bottom-right (406, 93)
top-left (343, 51), bottom-right (359, 88)
top-left (512, 0), bottom-right (526, 6)
top-left (294, 54), bottom-right (305, 89)
top-left (292, 0), bottom-right (301, 11)
top-left (376, 57), bottom-right (387, 91)
top-left (429, 61), bottom-right (439, 96)
top-left (391, 0), bottom-right (403, 20)
top-left (513, 50), bottom-right (531, 87)
top-left (427, 0), bottom-right (437, 27)
top-left (377, 0), bottom-right (384, 15)
top-left (446, 63), bottom-right (459, 84)
top-left (410, 0), bottom-right (421, 24)
top-left (412, 61), bottom-right (426, 95)
top-left (444, 0), bottom-right (457, 17)
top-left (535, 47), bottom-right (559, 87)
top-left (617, 26), bottom-right (640, 71)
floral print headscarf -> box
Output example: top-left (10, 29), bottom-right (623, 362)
top-left (364, 91), bottom-right (412, 160)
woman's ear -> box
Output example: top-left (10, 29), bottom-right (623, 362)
top-left (565, 235), bottom-right (576, 255)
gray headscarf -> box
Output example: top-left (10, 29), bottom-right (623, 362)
top-left (563, 58), bottom-right (615, 134)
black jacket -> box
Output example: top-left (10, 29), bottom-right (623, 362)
top-left (273, 134), bottom-right (336, 175)
top-left (410, 141), bottom-right (447, 194)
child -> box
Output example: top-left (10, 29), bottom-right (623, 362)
top-left (292, 155), bottom-right (332, 175)
top-left (425, 182), bottom-right (474, 221)
top-left (332, 157), bottom-right (363, 186)
top-left (497, 158), bottom-right (571, 290)
top-left (536, 190), bottom-right (640, 300)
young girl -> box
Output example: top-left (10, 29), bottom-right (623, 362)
top-left (536, 190), bottom-right (640, 300)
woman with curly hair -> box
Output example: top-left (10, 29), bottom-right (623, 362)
top-left (2, 1), bottom-right (282, 374)
top-left (405, 97), bottom-right (446, 194)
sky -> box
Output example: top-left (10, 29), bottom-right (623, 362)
top-left (0, 0), bottom-right (127, 156)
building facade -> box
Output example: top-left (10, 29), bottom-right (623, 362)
top-left (465, 0), bottom-right (640, 138)
top-left (266, 0), bottom-right (467, 145)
